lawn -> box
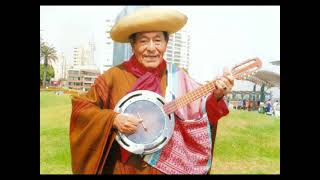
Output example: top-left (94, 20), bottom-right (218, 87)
top-left (40, 91), bottom-right (72, 174)
top-left (40, 91), bottom-right (280, 174)
top-left (211, 110), bottom-right (280, 174)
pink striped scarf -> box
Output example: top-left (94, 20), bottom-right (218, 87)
top-left (143, 64), bottom-right (212, 174)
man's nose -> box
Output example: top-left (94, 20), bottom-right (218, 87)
top-left (146, 40), bottom-right (156, 51)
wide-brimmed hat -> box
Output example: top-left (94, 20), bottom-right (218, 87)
top-left (110, 7), bottom-right (188, 43)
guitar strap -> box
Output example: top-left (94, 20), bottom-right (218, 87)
top-left (165, 62), bottom-right (175, 102)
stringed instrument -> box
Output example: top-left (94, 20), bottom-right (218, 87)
top-left (114, 57), bottom-right (262, 155)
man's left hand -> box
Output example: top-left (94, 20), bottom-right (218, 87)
top-left (213, 67), bottom-right (234, 100)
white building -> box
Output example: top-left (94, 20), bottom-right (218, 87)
top-left (164, 25), bottom-right (191, 71)
top-left (72, 47), bottom-right (81, 67)
top-left (102, 19), bottom-right (115, 73)
top-left (72, 42), bottom-right (95, 68)
top-left (50, 53), bottom-right (67, 81)
top-left (67, 65), bottom-right (100, 91)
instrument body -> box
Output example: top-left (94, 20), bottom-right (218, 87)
top-left (114, 90), bottom-right (175, 155)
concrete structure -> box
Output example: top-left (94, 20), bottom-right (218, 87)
top-left (50, 53), bottom-right (67, 81)
top-left (68, 39), bottom-right (100, 91)
top-left (231, 60), bottom-right (280, 106)
top-left (164, 26), bottom-right (191, 71)
top-left (67, 66), bottom-right (100, 91)
top-left (102, 19), bottom-right (115, 73)
top-left (72, 42), bottom-right (95, 68)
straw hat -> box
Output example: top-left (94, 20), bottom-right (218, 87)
top-left (110, 7), bottom-right (188, 43)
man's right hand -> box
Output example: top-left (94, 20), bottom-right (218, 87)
top-left (113, 113), bottom-right (143, 134)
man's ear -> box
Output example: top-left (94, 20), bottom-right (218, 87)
top-left (129, 40), bottom-right (135, 49)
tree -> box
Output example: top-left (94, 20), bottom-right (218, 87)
top-left (40, 64), bottom-right (55, 86)
top-left (40, 42), bottom-right (57, 88)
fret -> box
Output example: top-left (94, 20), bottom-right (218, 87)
top-left (164, 80), bottom-right (219, 113)
top-left (164, 101), bottom-right (178, 114)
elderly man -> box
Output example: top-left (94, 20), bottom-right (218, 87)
top-left (70, 7), bottom-right (234, 174)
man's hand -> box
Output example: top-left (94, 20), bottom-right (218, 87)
top-left (113, 113), bottom-right (143, 134)
top-left (213, 67), bottom-right (234, 100)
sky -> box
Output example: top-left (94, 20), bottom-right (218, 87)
top-left (40, 6), bottom-right (280, 98)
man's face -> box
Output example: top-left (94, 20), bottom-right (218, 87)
top-left (132, 32), bottom-right (168, 68)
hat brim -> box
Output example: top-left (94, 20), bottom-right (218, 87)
top-left (110, 8), bottom-right (188, 43)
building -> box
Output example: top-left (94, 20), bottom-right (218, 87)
top-left (67, 66), bottom-right (100, 91)
top-left (72, 42), bottom-right (95, 68)
top-left (164, 26), bottom-right (191, 71)
top-left (102, 19), bottom-right (115, 73)
top-left (49, 53), bottom-right (67, 82)
top-left (72, 47), bottom-right (81, 67)
top-left (67, 39), bottom-right (100, 91)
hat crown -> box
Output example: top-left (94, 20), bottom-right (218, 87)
top-left (110, 7), bottom-right (188, 43)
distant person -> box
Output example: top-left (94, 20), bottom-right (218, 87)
top-left (258, 102), bottom-right (265, 113)
top-left (243, 99), bottom-right (246, 110)
top-left (265, 99), bottom-right (272, 115)
top-left (237, 100), bottom-right (243, 110)
top-left (273, 100), bottom-right (280, 117)
top-left (228, 101), bottom-right (234, 109)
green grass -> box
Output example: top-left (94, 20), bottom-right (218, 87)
top-left (40, 91), bottom-right (72, 174)
top-left (211, 110), bottom-right (280, 174)
top-left (40, 92), bottom-right (280, 174)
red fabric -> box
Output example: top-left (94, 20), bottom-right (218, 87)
top-left (120, 55), bottom-right (167, 163)
top-left (153, 115), bottom-right (212, 174)
top-left (205, 94), bottom-right (229, 125)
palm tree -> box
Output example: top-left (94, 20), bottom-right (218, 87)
top-left (40, 42), bottom-right (57, 88)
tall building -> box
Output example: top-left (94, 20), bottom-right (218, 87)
top-left (88, 35), bottom-right (96, 66)
top-left (68, 40), bottom-right (100, 91)
top-left (50, 53), bottom-right (66, 81)
top-left (102, 19), bottom-right (115, 73)
top-left (164, 25), bottom-right (191, 71)
top-left (72, 42), bottom-right (95, 68)
top-left (72, 47), bottom-right (81, 67)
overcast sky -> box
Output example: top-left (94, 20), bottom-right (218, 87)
top-left (40, 6), bottom-right (280, 97)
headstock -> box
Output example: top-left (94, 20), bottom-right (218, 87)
top-left (231, 57), bottom-right (262, 80)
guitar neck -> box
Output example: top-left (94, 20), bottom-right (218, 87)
top-left (162, 57), bottom-right (263, 114)
top-left (163, 81), bottom-right (216, 114)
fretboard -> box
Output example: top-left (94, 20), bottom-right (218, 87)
top-left (163, 81), bottom-right (216, 114)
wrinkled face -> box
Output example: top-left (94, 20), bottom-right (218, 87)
top-left (131, 32), bottom-right (168, 68)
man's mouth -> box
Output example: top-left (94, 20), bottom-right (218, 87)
top-left (144, 55), bottom-right (159, 58)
